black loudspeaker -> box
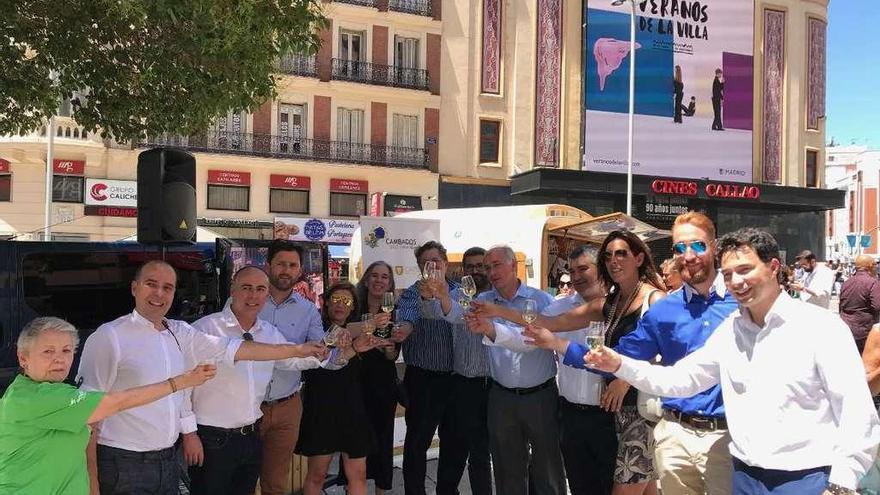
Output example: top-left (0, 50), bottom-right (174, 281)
top-left (137, 147), bottom-right (197, 244)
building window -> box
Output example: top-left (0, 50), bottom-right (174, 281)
top-left (270, 189), bottom-right (310, 214)
top-left (395, 37), bottom-right (420, 69)
top-left (278, 103), bottom-right (306, 153)
top-left (207, 185), bottom-right (250, 211)
top-left (330, 192), bottom-right (367, 217)
top-left (479, 120), bottom-right (501, 163)
top-left (213, 111), bottom-right (248, 149)
top-left (337, 108), bottom-right (364, 144)
top-left (806, 150), bottom-right (819, 188)
top-left (52, 175), bottom-right (84, 203)
top-left (392, 114), bottom-right (419, 148)
top-left (0, 175), bottom-right (10, 202)
top-left (340, 31), bottom-right (365, 62)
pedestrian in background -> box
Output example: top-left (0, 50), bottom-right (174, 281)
top-left (840, 255), bottom-right (880, 354)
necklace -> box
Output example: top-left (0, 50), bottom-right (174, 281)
top-left (604, 281), bottom-right (643, 345)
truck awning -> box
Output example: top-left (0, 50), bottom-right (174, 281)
top-left (547, 212), bottom-right (671, 245)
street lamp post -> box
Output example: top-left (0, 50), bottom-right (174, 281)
top-left (612, 0), bottom-right (636, 216)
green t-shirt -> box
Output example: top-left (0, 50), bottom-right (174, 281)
top-left (0, 374), bottom-right (104, 495)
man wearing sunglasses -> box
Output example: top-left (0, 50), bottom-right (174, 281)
top-left (601, 212), bottom-right (739, 495)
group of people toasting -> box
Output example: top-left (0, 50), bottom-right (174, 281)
top-left (2, 210), bottom-right (880, 495)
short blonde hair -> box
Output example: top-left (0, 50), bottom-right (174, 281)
top-left (17, 317), bottom-right (79, 353)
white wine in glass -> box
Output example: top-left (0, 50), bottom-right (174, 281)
top-left (382, 292), bottom-right (395, 313)
top-left (522, 299), bottom-right (538, 324)
top-left (460, 275), bottom-right (477, 298)
top-left (362, 314), bottom-right (376, 336)
top-left (422, 261), bottom-right (437, 280)
top-left (586, 322), bottom-right (605, 351)
top-left (324, 325), bottom-right (348, 366)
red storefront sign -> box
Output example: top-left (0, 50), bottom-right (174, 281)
top-left (270, 174), bottom-right (311, 190)
top-left (330, 178), bottom-right (368, 193)
top-left (0, 159), bottom-right (9, 173)
top-left (651, 178), bottom-right (761, 200)
top-left (84, 205), bottom-right (138, 217)
top-left (651, 179), bottom-right (698, 196)
top-left (53, 159), bottom-right (85, 175)
top-left (207, 170), bottom-right (251, 186)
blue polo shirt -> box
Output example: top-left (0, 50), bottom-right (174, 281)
top-left (563, 276), bottom-right (737, 418)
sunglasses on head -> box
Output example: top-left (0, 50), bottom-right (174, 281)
top-left (330, 294), bottom-right (354, 308)
top-left (672, 240), bottom-right (709, 255)
top-left (602, 249), bottom-right (631, 261)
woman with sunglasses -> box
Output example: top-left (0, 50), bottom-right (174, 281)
top-left (354, 261), bottom-right (401, 495)
top-left (296, 282), bottom-right (382, 495)
top-left (476, 231), bottom-right (665, 495)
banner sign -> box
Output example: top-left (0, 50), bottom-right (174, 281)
top-left (360, 216), bottom-right (440, 288)
top-left (270, 174), bottom-right (311, 190)
top-left (330, 179), bottom-right (368, 193)
top-left (583, 0), bottom-right (754, 182)
top-left (53, 159), bottom-right (85, 175)
top-left (274, 217), bottom-right (359, 244)
top-left (85, 178), bottom-right (137, 207)
top-left (384, 195), bottom-right (423, 217)
top-left (207, 170), bottom-right (251, 186)
top-left (84, 205), bottom-right (138, 218)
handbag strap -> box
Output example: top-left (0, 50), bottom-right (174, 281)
top-left (640, 289), bottom-right (661, 317)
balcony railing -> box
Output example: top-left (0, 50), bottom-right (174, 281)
top-left (277, 53), bottom-right (317, 77)
top-left (335, 0), bottom-right (375, 7)
top-left (331, 59), bottom-right (429, 91)
top-left (390, 0), bottom-right (432, 17)
top-left (142, 131), bottom-right (429, 170)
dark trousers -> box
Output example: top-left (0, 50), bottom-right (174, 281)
top-left (403, 366), bottom-right (456, 495)
top-left (437, 374), bottom-right (493, 495)
top-left (97, 444), bottom-right (180, 495)
top-left (363, 390), bottom-right (398, 490)
top-left (732, 458), bottom-right (829, 495)
top-left (712, 98), bottom-right (723, 129)
top-left (487, 381), bottom-right (566, 495)
top-left (674, 93), bottom-right (684, 122)
top-left (188, 425), bottom-right (262, 495)
top-left (559, 398), bottom-right (617, 495)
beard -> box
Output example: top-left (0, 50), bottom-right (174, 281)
top-left (681, 264), bottom-right (710, 285)
top-left (269, 274), bottom-right (295, 291)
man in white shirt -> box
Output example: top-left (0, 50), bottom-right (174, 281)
top-left (546, 245), bottom-right (615, 495)
top-left (791, 250), bottom-right (835, 309)
top-left (78, 260), bottom-right (327, 495)
top-left (586, 228), bottom-right (880, 495)
top-left (184, 266), bottom-right (328, 494)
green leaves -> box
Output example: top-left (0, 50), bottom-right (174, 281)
top-left (1, 0), bottom-right (326, 141)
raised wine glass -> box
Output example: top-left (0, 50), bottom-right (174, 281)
top-left (382, 292), bottom-right (395, 314)
top-left (323, 324), bottom-right (348, 366)
top-left (522, 299), bottom-right (538, 325)
top-left (586, 321), bottom-right (606, 351)
top-left (361, 314), bottom-right (375, 336)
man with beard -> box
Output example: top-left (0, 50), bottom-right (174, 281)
top-left (588, 228), bottom-right (880, 495)
top-left (428, 246), bottom-right (494, 494)
top-left (257, 240), bottom-right (327, 495)
top-left (791, 250), bottom-right (835, 309)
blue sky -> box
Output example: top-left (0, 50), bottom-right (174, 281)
top-left (827, 2), bottom-right (880, 147)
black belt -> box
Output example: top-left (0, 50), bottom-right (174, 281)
top-left (560, 397), bottom-right (605, 412)
top-left (665, 408), bottom-right (727, 431)
top-left (199, 420), bottom-right (261, 436)
top-left (262, 391), bottom-right (299, 407)
top-left (491, 377), bottom-right (555, 396)
top-left (97, 444), bottom-right (177, 461)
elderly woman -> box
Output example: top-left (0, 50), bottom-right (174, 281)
top-left (0, 317), bottom-right (215, 494)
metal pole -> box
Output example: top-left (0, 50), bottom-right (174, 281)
top-left (625, 1), bottom-right (635, 216)
top-left (44, 116), bottom-right (55, 241)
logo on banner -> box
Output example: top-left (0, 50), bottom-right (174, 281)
top-left (90, 183), bottom-right (109, 201)
top-left (56, 161), bottom-right (77, 173)
top-left (365, 226), bottom-right (386, 249)
top-left (303, 219), bottom-right (327, 241)
top-left (395, 266), bottom-right (404, 275)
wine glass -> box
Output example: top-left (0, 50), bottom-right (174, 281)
top-left (323, 324), bottom-right (348, 366)
top-left (422, 261), bottom-right (437, 280)
top-left (382, 292), bottom-right (395, 313)
top-left (460, 275), bottom-right (477, 299)
top-left (522, 299), bottom-right (538, 325)
top-left (361, 314), bottom-right (375, 336)
top-left (586, 321), bottom-right (606, 351)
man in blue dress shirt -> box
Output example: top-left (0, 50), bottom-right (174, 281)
top-left (466, 245), bottom-right (566, 495)
top-left (557, 212), bottom-right (736, 495)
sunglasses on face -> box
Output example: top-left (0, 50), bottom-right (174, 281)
top-left (602, 249), bottom-right (631, 261)
top-left (330, 294), bottom-right (354, 308)
top-left (559, 282), bottom-right (572, 288)
top-left (672, 240), bottom-right (708, 255)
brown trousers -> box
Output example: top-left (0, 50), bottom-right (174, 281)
top-left (258, 393), bottom-right (303, 495)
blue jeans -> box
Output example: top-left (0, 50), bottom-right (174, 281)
top-left (97, 444), bottom-right (180, 495)
top-left (732, 457), bottom-right (829, 495)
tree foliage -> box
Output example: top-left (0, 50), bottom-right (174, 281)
top-left (0, 0), bottom-right (326, 140)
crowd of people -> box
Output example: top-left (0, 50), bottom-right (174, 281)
top-left (2, 211), bottom-right (880, 495)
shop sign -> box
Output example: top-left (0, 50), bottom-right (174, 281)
top-left (330, 178), bottom-right (368, 193)
top-left (53, 159), bottom-right (85, 175)
top-left (85, 179), bottom-right (137, 207)
top-left (0, 159), bottom-right (9, 173)
top-left (84, 205), bottom-right (138, 217)
top-left (651, 179), bottom-right (698, 196)
top-left (705, 183), bottom-right (761, 199)
top-left (645, 195), bottom-right (689, 219)
top-left (384, 195), bottom-right (422, 217)
top-left (270, 174), bottom-right (311, 190)
top-left (274, 217), bottom-right (359, 244)
top-left (207, 170), bottom-right (251, 186)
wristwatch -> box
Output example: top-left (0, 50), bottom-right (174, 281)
top-left (826, 482), bottom-right (856, 495)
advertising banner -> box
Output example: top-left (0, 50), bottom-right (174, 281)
top-left (583, 1), bottom-right (754, 182)
top-left (274, 217), bottom-right (359, 244)
top-left (360, 216), bottom-right (440, 288)
top-left (85, 179), bottom-right (137, 207)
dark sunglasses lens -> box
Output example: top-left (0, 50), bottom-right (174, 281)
top-left (243, 332), bottom-right (254, 341)
top-left (672, 242), bottom-right (687, 255)
top-left (691, 241), bottom-right (708, 254)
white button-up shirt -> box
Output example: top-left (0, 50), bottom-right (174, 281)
top-left (802, 263), bottom-right (835, 309)
top-left (615, 292), bottom-right (880, 489)
top-left (189, 308), bottom-right (322, 429)
top-left (77, 310), bottom-right (242, 452)
top-left (545, 293), bottom-right (603, 406)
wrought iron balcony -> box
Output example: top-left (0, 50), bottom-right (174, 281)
top-left (331, 59), bottom-right (429, 91)
top-left (390, 0), bottom-right (432, 17)
top-left (142, 131), bottom-right (429, 170)
top-left (277, 53), bottom-right (317, 77)
top-left (335, 0), bottom-right (376, 7)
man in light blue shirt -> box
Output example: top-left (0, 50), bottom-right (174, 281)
top-left (466, 245), bottom-right (565, 495)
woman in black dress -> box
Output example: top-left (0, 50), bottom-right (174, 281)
top-left (355, 261), bottom-right (400, 495)
top-left (296, 282), bottom-right (381, 495)
top-left (673, 65), bottom-right (684, 123)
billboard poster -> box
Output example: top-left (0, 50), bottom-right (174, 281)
top-left (274, 217), bottom-right (359, 244)
top-left (583, 1), bottom-right (754, 182)
top-left (360, 216), bottom-right (440, 289)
